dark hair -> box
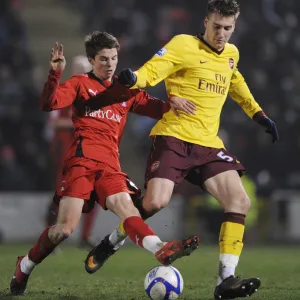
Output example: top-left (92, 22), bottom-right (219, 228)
top-left (207, 0), bottom-right (240, 17)
top-left (84, 31), bottom-right (120, 59)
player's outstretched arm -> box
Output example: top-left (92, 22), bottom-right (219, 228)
top-left (130, 90), bottom-right (196, 120)
top-left (40, 42), bottom-right (78, 111)
top-left (118, 35), bottom-right (185, 89)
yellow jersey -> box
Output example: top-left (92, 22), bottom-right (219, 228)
top-left (133, 34), bottom-right (262, 149)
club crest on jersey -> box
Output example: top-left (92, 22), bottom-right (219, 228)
top-left (229, 58), bottom-right (234, 69)
top-left (155, 48), bottom-right (167, 57)
top-left (151, 161), bottom-right (160, 172)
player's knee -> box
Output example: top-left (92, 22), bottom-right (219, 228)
top-left (117, 198), bottom-right (139, 215)
top-left (48, 224), bottom-right (75, 244)
top-left (241, 195), bottom-right (251, 213)
top-left (107, 194), bottom-right (140, 219)
top-left (144, 194), bottom-right (169, 213)
top-left (151, 200), bottom-right (168, 212)
top-left (144, 178), bottom-right (173, 213)
top-left (228, 194), bottom-right (251, 214)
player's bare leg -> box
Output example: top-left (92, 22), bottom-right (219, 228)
top-left (85, 191), bottom-right (200, 273)
top-left (10, 196), bottom-right (83, 296)
top-left (141, 178), bottom-right (174, 215)
top-left (204, 170), bottom-right (261, 299)
top-left (45, 201), bottom-right (63, 255)
top-left (91, 177), bottom-right (174, 249)
top-left (85, 178), bottom-right (198, 273)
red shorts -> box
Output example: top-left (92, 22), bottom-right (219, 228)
top-left (54, 157), bottom-right (139, 210)
top-left (145, 136), bottom-right (245, 189)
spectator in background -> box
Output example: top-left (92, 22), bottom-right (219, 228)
top-left (0, 0), bottom-right (50, 192)
top-left (0, 144), bottom-right (34, 190)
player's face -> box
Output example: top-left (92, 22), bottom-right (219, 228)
top-left (89, 48), bottom-right (118, 81)
top-left (204, 12), bottom-right (237, 51)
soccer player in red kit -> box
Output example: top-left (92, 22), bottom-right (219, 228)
top-left (46, 55), bottom-right (98, 249)
top-left (9, 31), bottom-right (200, 296)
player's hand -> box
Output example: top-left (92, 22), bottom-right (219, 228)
top-left (253, 111), bottom-right (279, 143)
top-left (118, 68), bottom-right (137, 87)
top-left (50, 42), bottom-right (66, 72)
top-left (169, 96), bottom-right (196, 117)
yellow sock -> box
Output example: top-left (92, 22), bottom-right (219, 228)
top-left (219, 221), bottom-right (244, 256)
top-left (108, 222), bottom-right (127, 249)
top-left (119, 221), bottom-right (126, 235)
top-left (218, 213), bottom-right (246, 284)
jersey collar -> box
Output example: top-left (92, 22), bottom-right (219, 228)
top-left (196, 33), bottom-right (225, 55)
top-left (88, 72), bottom-right (116, 89)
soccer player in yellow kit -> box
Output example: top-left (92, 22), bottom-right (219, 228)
top-left (85, 1), bottom-right (279, 298)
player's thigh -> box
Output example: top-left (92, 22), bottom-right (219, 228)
top-left (144, 136), bottom-right (189, 204)
top-left (106, 192), bottom-right (140, 220)
top-left (94, 167), bottom-right (139, 211)
top-left (143, 178), bottom-right (175, 210)
top-left (49, 196), bottom-right (84, 243)
top-left (204, 170), bottom-right (250, 214)
top-left (56, 196), bottom-right (84, 232)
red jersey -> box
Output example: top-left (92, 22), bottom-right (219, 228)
top-left (40, 70), bottom-right (170, 171)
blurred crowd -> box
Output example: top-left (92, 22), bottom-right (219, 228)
top-left (0, 0), bottom-right (299, 195)
top-left (0, 0), bottom-right (51, 190)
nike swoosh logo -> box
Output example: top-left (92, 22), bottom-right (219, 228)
top-left (88, 89), bottom-right (97, 96)
top-left (87, 256), bottom-right (97, 268)
top-left (156, 250), bottom-right (164, 257)
top-left (200, 61), bottom-right (208, 64)
top-left (136, 235), bottom-right (140, 245)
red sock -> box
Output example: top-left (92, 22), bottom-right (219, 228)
top-left (81, 207), bottom-right (97, 241)
top-left (28, 227), bottom-right (56, 263)
top-left (123, 216), bottom-right (156, 247)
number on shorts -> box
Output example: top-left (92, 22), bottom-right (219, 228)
top-left (217, 150), bottom-right (233, 162)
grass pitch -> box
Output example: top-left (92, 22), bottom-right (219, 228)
top-left (0, 244), bottom-right (299, 299)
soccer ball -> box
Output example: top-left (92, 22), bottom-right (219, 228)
top-left (144, 266), bottom-right (184, 300)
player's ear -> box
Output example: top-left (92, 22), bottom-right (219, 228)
top-left (204, 17), bottom-right (208, 28)
top-left (88, 57), bottom-right (94, 65)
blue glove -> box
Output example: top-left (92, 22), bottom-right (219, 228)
top-left (118, 68), bottom-right (137, 88)
top-left (253, 111), bottom-right (279, 143)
